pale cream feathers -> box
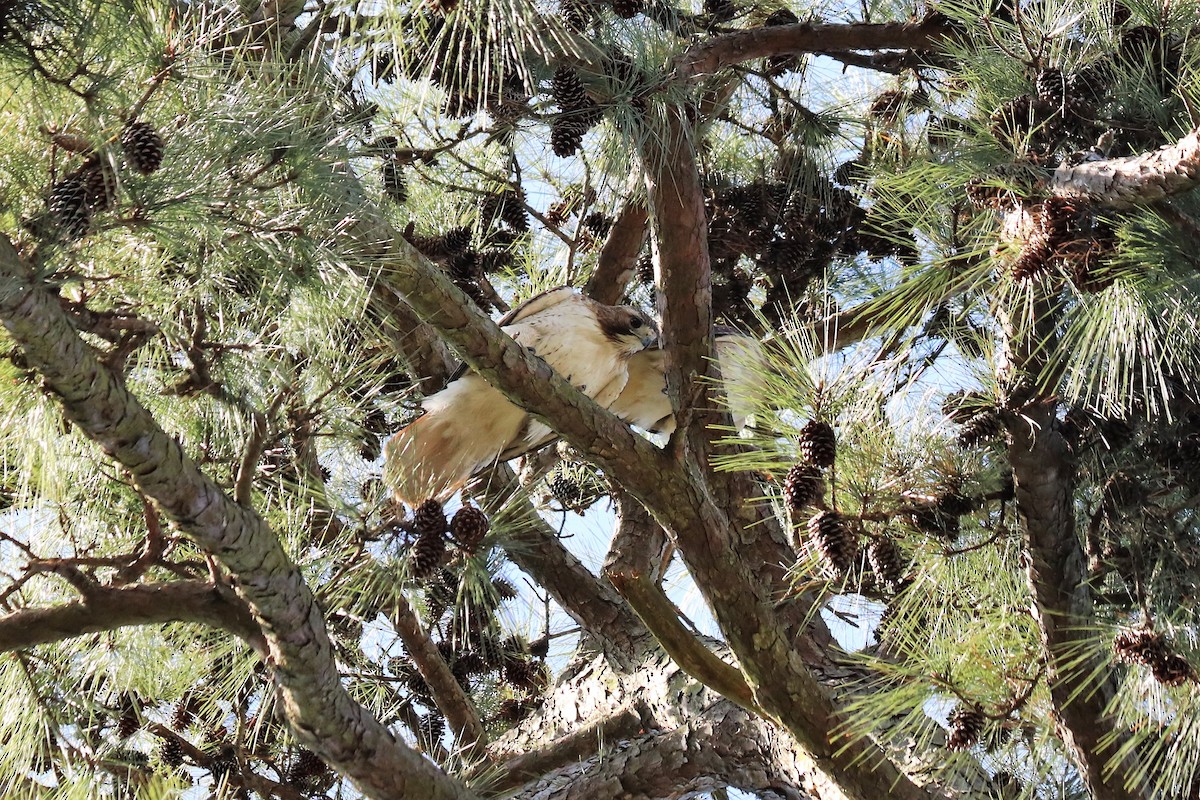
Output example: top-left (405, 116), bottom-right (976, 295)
top-left (384, 287), bottom-right (657, 506)
top-left (608, 326), bottom-right (765, 435)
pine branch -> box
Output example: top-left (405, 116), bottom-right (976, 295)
top-left (0, 235), bottom-right (475, 800)
top-left (473, 464), bottom-right (649, 666)
top-left (1053, 125), bottom-right (1200, 207)
top-left (639, 106), bottom-right (722, 446)
top-left (374, 234), bottom-right (674, 497)
top-left (671, 19), bottom-right (949, 83)
top-left (389, 592), bottom-right (488, 758)
top-left (0, 580), bottom-right (262, 653)
top-left (604, 492), bottom-right (760, 714)
top-left (479, 703), bottom-right (648, 792)
top-left (1002, 295), bottom-right (1139, 800)
top-left (585, 200), bottom-right (648, 306)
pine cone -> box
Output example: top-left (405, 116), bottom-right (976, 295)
top-left (550, 117), bottom-right (588, 157)
top-left (610, 0), bottom-right (642, 17)
top-left (1150, 652), bottom-right (1195, 687)
top-left (946, 705), bottom-right (985, 750)
top-left (404, 668), bottom-right (433, 699)
top-left (560, 0), bottom-right (593, 31)
top-left (286, 748), bottom-right (327, 786)
top-left (548, 470), bottom-right (584, 506)
top-left (418, 713), bottom-right (445, 746)
top-left (207, 743), bottom-right (237, 781)
top-left (411, 530), bottom-right (446, 579)
top-left (1068, 63), bottom-right (1111, 103)
top-left (957, 411), bottom-right (1004, 447)
top-left (866, 536), bottom-right (905, 591)
top-left (454, 649), bottom-right (489, 677)
top-left (450, 504), bottom-right (489, 552)
top-left (414, 499), bottom-right (448, 536)
top-left (941, 391), bottom-right (990, 423)
top-left (171, 694), bottom-right (200, 730)
top-left (763, 9), bottom-right (800, 75)
top-left (492, 577), bottom-right (518, 600)
top-left (798, 420), bottom-right (836, 468)
top-left (908, 506), bottom-right (960, 540)
top-left (382, 160), bottom-right (408, 203)
top-left (869, 89), bottom-right (907, 123)
top-left (1113, 628), bottom-right (1164, 665)
top-left (936, 488), bottom-right (976, 517)
top-left (551, 67), bottom-right (601, 121)
top-left (1035, 67), bottom-right (1065, 105)
top-left (1011, 233), bottom-right (1053, 281)
top-left (704, 0), bottom-right (736, 21)
top-left (48, 174), bottom-right (91, 239)
top-left (636, 251), bottom-right (655, 284)
top-left (158, 737), bottom-right (185, 768)
top-left (443, 226), bottom-right (472, 254)
top-left (120, 120), bottom-right (165, 175)
top-left (583, 211), bottom-right (613, 237)
top-left (783, 463), bottom-right (823, 510)
top-left (424, 571), bottom-right (456, 620)
top-left (116, 695), bottom-right (140, 739)
top-left (806, 510), bottom-right (857, 576)
top-left (78, 156), bottom-right (117, 210)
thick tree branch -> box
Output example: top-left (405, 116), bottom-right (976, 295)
top-left (585, 201), bottom-right (648, 305)
top-left (369, 286), bottom-right (457, 394)
top-left (372, 236), bottom-right (674, 497)
top-left (389, 592), bottom-right (487, 757)
top-left (604, 491), bottom-right (759, 713)
top-left (498, 654), bottom-right (821, 800)
top-left (628, 105), bottom-right (942, 800)
top-left (640, 106), bottom-right (720, 446)
top-left (672, 19), bottom-right (948, 83)
top-left (1053, 125), bottom-right (1200, 207)
top-left (0, 235), bottom-right (474, 800)
top-left (0, 580), bottom-right (262, 653)
top-left (1008, 406), bottom-right (1137, 800)
top-left (473, 464), bottom-right (648, 667)
top-left (1003, 298), bottom-right (1138, 800)
top-left (479, 703), bottom-right (648, 793)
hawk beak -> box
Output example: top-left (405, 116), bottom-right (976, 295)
top-left (640, 332), bottom-right (659, 350)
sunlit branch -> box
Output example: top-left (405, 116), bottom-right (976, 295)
top-left (0, 580), bottom-right (263, 653)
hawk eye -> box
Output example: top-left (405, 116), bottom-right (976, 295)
top-left (629, 316), bottom-right (644, 330)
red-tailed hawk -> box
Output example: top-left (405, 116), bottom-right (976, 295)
top-left (385, 287), bottom-right (657, 505)
top-left (609, 326), bottom-right (764, 434)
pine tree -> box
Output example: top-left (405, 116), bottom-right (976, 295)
top-left (4, 3), bottom-right (1200, 799)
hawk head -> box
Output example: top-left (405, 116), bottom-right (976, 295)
top-left (596, 304), bottom-right (658, 356)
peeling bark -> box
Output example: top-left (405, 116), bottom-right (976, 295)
top-left (494, 649), bottom-right (825, 800)
top-left (1053, 125), bottom-right (1200, 207)
top-left (0, 235), bottom-right (474, 800)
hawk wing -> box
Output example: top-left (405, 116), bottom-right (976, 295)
top-left (609, 326), bottom-right (765, 435)
top-left (385, 287), bottom-right (654, 505)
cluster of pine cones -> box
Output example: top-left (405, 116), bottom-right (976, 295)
top-left (1113, 627), bottom-right (1196, 687)
top-left (687, 164), bottom-right (868, 326)
top-left (401, 194), bottom-right (524, 312)
top-left (1008, 197), bottom-right (1118, 289)
top-left (45, 119), bottom-right (163, 241)
top-left (409, 498), bottom-right (491, 579)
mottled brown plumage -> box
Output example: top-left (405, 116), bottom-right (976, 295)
top-left (385, 287), bottom-right (656, 505)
